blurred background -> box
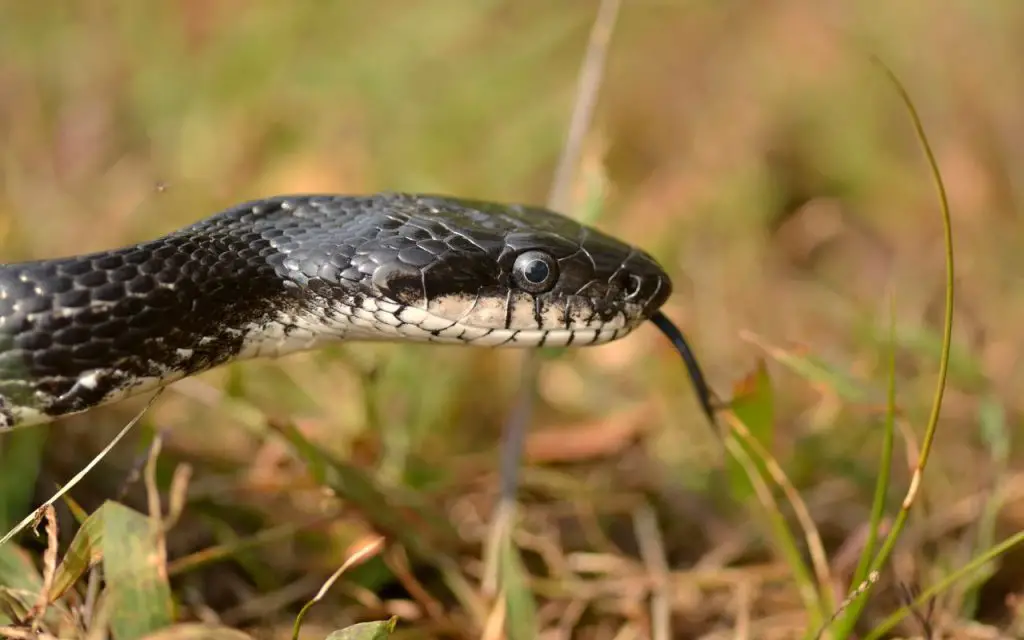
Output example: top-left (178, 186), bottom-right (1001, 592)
top-left (0, 1), bottom-right (1022, 638)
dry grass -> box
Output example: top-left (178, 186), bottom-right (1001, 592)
top-left (1, 1), bottom-right (1023, 638)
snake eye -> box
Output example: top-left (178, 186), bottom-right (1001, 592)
top-left (512, 251), bottom-right (559, 294)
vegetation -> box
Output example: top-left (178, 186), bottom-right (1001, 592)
top-left (1, 2), bottom-right (1022, 638)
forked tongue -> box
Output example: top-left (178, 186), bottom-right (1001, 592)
top-left (650, 311), bottom-right (720, 431)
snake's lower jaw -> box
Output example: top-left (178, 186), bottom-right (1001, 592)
top-left (333, 294), bottom-right (645, 348)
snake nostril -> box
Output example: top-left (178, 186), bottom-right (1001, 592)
top-left (623, 274), bottom-right (643, 300)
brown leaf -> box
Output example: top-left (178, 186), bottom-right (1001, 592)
top-left (27, 505), bottom-right (58, 620)
top-left (524, 405), bottom-right (653, 464)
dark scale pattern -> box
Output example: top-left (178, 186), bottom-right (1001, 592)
top-left (0, 193), bottom-right (672, 428)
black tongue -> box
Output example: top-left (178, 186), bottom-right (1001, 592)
top-left (649, 311), bottom-right (719, 432)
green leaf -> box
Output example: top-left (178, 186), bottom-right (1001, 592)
top-left (0, 538), bottom-right (74, 628)
top-left (726, 360), bottom-right (775, 502)
top-left (0, 544), bottom-right (40, 624)
top-left (102, 501), bottom-right (174, 640)
top-left (0, 543), bottom-right (42, 592)
top-left (325, 618), bottom-right (397, 640)
top-left (50, 501), bottom-right (176, 638)
top-left (0, 544), bottom-right (42, 623)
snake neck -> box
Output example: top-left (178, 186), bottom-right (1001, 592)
top-left (0, 237), bottom-right (300, 428)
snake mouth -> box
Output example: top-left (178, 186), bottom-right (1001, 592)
top-left (320, 291), bottom-right (650, 349)
top-left (240, 299), bottom-right (638, 360)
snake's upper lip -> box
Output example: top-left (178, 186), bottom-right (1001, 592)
top-left (641, 274), bottom-right (672, 318)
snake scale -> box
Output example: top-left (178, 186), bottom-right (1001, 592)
top-left (0, 193), bottom-right (680, 431)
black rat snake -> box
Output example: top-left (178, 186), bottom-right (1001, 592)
top-left (0, 193), bottom-right (715, 431)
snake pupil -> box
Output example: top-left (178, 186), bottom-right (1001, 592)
top-left (524, 260), bottom-right (549, 284)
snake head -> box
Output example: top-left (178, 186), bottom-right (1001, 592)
top-left (317, 194), bottom-right (672, 348)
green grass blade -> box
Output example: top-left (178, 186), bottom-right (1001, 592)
top-left (959, 394), bottom-right (1009, 619)
top-left (500, 532), bottom-right (539, 640)
top-left (49, 503), bottom-right (108, 602)
top-left (726, 360), bottom-right (775, 502)
top-left (834, 50), bottom-right (955, 639)
top-left (726, 364), bottom-right (836, 626)
top-left (723, 432), bottom-right (825, 632)
top-left (829, 297), bottom-right (899, 639)
top-left (865, 529), bottom-right (1024, 639)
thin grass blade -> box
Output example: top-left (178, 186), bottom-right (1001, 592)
top-left (829, 296), bottom-right (899, 639)
top-left (865, 528), bottom-right (1024, 639)
top-left (960, 394), bottom-right (1010, 618)
top-left (500, 532), bottom-right (539, 640)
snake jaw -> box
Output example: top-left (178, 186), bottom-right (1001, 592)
top-left (281, 287), bottom-right (651, 349)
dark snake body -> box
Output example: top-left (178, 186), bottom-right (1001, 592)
top-left (0, 193), bottom-right (672, 430)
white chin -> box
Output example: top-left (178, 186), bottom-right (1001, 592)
top-left (356, 300), bottom-right (634, 347)
top-left (341, 320), bottom-right (632, 348)
top-left (236, 295), bottom-right (637, 359)
top-left (414, 325), bottom-right (631, 347)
